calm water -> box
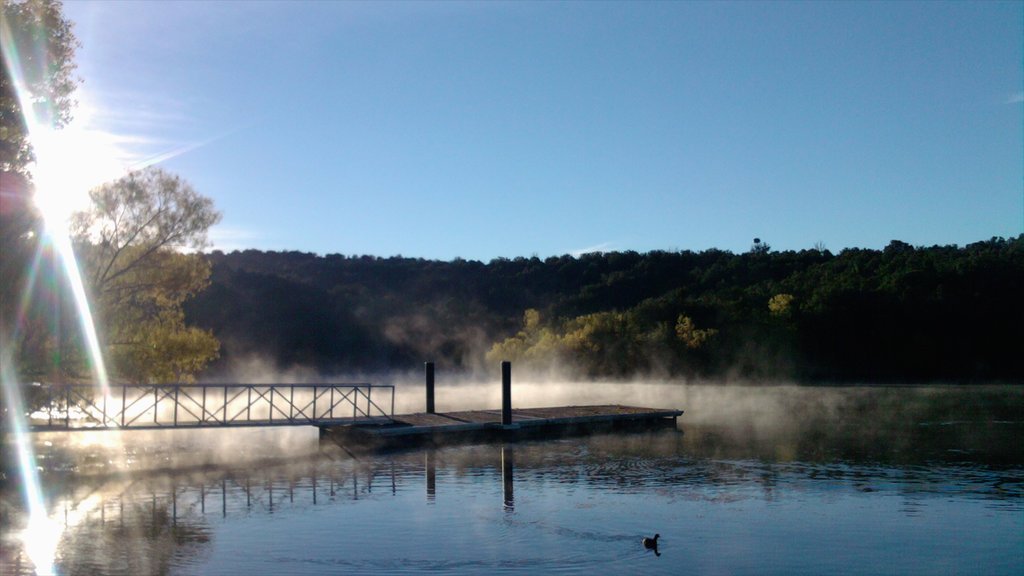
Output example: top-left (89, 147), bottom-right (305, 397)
top-left (2, 383), bottom-right (1022, 575)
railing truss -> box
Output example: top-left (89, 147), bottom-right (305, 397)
top-left (23, 383), bottom-right (394, 432)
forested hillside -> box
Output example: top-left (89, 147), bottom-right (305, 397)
top-left (184, 236), bottom-right (1024, 382)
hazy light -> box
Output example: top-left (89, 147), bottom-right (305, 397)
top-left (45, 228), bottom-right (111, 394)
top-left (29, 122), bottom-right (132, 226)
top-left (0, 354), bottom-right (58, 575)
top-left (23, 126), bottom-right (114, 400)
top-left (21, 515), bottom-right (62, 576)
top-left (2, 14), bottom-right (120, 575)
top-left (3, 10), bottom-right (221, 572)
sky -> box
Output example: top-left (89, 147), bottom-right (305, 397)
top-left (60, 0), bottom-right (1022, 261)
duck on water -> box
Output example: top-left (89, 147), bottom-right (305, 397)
top-left (643, 534), bottom-right (660, 556)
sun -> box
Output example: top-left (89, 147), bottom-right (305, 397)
top-left (30, 118), bottom-right (132, 228)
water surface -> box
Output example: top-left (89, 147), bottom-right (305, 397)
top-left (2, 383), bottom-right (1022, 575)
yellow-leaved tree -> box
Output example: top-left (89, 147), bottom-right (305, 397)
top-left (70, 167), bottom-right (221, 383)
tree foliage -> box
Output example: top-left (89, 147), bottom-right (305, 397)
top-left (1, 0), bottom-right (78, 383)
top-left (71, 167), bottom-right (222, 383)
top-left (675, 314), bottom-right (717, 350)
top-left (108, 308), bottom-right (220, 384)
top-left (1, 0), bottom-right (79, 174)
top-left (187, 236), bottom-right (1024, 383)
top-left (767, 293), bottom-right (794, 318)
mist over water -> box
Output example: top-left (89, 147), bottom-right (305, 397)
top-left (2, 382), bottom-right (1022, 575)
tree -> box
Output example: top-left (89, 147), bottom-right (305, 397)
top-left (1, 0), bottom-right (79, 174)
top-left (768, 293), bottom-right (795, 318)
top-left (675, 314), bottom-right (717, 349)
top-left (486, 309), bottom-right (555, 367)
top-left (1, 0), bottom-right (79, 383)
top-left (70, 167), bottom-right (223, 383)
top-left (750, 237), bottom-right (771, 254)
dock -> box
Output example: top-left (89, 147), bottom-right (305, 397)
top-left (19, 363), bottom-right (683, 449)
top-left (321, 404), bottom-right (683, 451)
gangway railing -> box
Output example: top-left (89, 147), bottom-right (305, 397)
top-left (23, 383), bottom-right (394, 432)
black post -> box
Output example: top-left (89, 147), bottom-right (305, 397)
top-left (425, 361), bottom-right (435, 414)
top-left (501, 361), bottom-right (512, 426)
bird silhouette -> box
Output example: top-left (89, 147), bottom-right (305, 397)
top-left (642, 533), bottom-right (660, 556)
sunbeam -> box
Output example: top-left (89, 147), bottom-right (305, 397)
top-left (3, 5), bottom-right (234, 572)
top-left (3, 12), bottom-right (116, 575)
top-left (2, 14), bottom-right (113, 392)
top-left (43, 227), bottom-right (110, 393)
top-left (0, 350), bottom-right (60, 576)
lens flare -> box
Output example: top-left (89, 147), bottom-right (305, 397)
top-left (2, 12), bottom-right (117, 575)
top-left (1, 14), bottom-right (113, 392)
top-left (3, 8), bottom-right (226, 572)
top-left (29, 123), bottom-right (132, 226)
top-left (0, 352), bottom-right (59, 575)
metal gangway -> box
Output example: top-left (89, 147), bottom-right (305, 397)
top-left (24, 383), bottom-right (395, 432)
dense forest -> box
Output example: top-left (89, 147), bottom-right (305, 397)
top-left (184, 236), bottom-right (1024, 383)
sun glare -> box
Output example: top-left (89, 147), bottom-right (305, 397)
top-left (2, 13), bottom-right (133, 576)
top-left (23, 111), bottom-right (116, 396)
top-left (21, 514), bottom-right (61, 576)
top-left (2, 9), bottom-right (219, 573)
top-left (29, 121), bottom-right (131, 227)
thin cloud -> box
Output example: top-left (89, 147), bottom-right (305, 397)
top-left (62, 88), bottom-right (202, 179)
top-left (85, 90), bottom-right (198, 132)
top-left (75, 87), bottom-right (251, 171)
top-left (569, 242), bottom-right (615, 257)
top-left (132, 126), bottom-right (244, 170)
top-left (1007, 92), bottom-right (1024, 104)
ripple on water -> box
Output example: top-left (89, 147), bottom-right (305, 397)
top-left (3, 386), bottom-right (1022, 576)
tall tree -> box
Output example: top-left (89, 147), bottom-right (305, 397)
top-left (70, 167), bottom-right (222, 383)
top-left (1, 0), bottom-right (79, 174)
top-left (1, 0), bottom-right (79, 382)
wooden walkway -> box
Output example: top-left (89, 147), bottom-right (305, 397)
top-left (321, 405), bottom-right (683, 450)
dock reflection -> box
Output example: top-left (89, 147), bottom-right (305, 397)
top-left (502, 445), bottom-right (514, 512)
top-left (422, 445), bottom-right (515, 510)
top-left (7, 421), bottom-right (1012, 576)
top-left (426, 450), bottom-right (436, 502)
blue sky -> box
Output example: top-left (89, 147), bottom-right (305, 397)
top-left (63, 1), bottom-right (1022, 260)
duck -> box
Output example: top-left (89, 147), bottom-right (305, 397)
top-left (642, 534), bottom-right (660, 549)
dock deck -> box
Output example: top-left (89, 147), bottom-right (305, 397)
top-left (321, 404), bottom-right (683, 450)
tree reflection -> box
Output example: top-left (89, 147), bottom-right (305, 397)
top-left (2, 388), bottom-right (1020, 576)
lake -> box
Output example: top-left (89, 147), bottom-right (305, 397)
top-left (2, 382), bottom-right (1022, 575)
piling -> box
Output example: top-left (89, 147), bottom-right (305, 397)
top-left (501, 361), bottom-right (512, 426)
top-left (425, 362), bottom-right (435, 414)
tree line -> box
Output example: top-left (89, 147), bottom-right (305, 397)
top-left (186, 237), bottom-right (1024, 383)
top-left (3, 1), bottom-right (1020, 390)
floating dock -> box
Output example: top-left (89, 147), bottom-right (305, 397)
top-left (321, 404), bottom-right (683, 452)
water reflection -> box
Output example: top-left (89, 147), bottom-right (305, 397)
top-left (2, 385), bottom-right (1022, 575)
top-left (502, 445), bottom-right (514, 512)
top-left (2, 429), bottom-right (1021, 575)
top-left (425, 450), bottom-right (435, 503)
top-left (423, 444), bottom-right (515, 510)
